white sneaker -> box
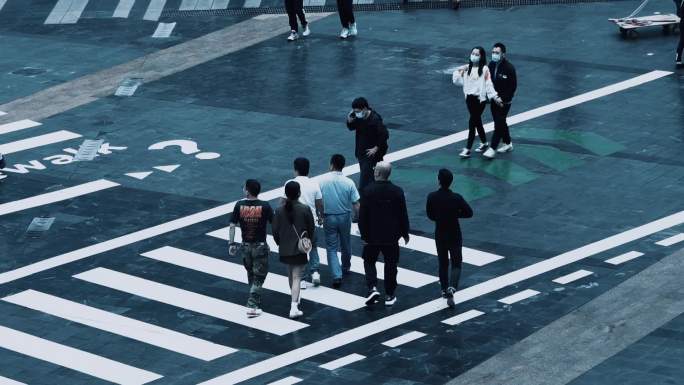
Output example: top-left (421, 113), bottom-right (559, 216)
top-left (246, 307), bottom-right (262, 318)
top-left (475, 142), bottom-right (488, 152)
top-left (312, 271), bottom-right (321, 287)
top-left (289, 303), bottom-right (303, 319)
top-left (287, 31), bottom-right (299, 41)
top-left (497, 143), bottom-right (513, 153)
top-left (385, 295), bottom-right (397, 306)
top-left (340, 28), bottom-right (349, 39)
top-left (349, 22), bottom-right (358, 36)
top-left (459, 148), bottom-right (471, 158)
top-left (365, 287), bottom-right (381, 306)
top-left (300, 280), bottom-right (308, 290)
top-left (302, 24), bottom-right (311, 37)
top-left (483, 147), bottom-right (496, 159)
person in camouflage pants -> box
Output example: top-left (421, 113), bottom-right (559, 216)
top-left (240, 242), bottom-right (270, 310)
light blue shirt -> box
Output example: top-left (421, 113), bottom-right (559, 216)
top-left (318, 171), bottom-right (360, 215)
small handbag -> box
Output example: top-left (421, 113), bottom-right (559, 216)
top-left (292, 224), bottom-right (312, 254)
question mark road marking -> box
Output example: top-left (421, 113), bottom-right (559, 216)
top-left (148, 140), bottom-right (221, 160)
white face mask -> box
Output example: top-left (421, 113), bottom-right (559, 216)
top-left (470, 54), bottom-right (480, 63)
top-left (492, 53), bottom-right (501, 62)
top-left (354, 111), bottom-right (365, 119)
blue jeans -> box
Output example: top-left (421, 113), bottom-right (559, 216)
top-left (324, 213), bottom-right (352, 279)
top-left (303, 235), bottom-right (320, 279)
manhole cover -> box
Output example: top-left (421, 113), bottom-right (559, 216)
top-left (115, 77), bottom-right (143, 97)
top-left (11, 67), bottom-right (47, 77)
top-left (74, 139), bottom-right (104, 161)
top-left (26, 217), bottom-right (55, 238)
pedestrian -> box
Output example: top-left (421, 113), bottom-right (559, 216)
top-left (359, 161), bottom-right (410, 307)
top-left (273, 181), bottom-right (316, 319)
top-left (319, 154), bottom-right (360, 288)
top-left (346, 97), bottom-right (389, 193)
top-left (285, 0), bottom-right (310, 41)
top-left (228, 179), bottom-right (274, 318)
top-left (483, 42), bottom-right (517, 159)
top-left (281, 157), bottom-right (324, 288)
top-left (426, 169), bottom-right (473, 308)
top-left (336, 0), bottom-right (357, 39)
top-left (452, 46), bottom-right (504, 158)
top-left (676, 0), bottom-right (683, 66)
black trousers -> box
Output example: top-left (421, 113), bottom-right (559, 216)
top-left (490, 102), bottom-right (512, 150)
top-left (285, 0), bottom-right (307, 32)
top-left (465, 95), bottom-right (487, 149)
top-left (336, 0), bottom-right (355, 28)
top-left (677, 19), bottom-right (684, 61)
top-left (357, 156), bottom-right (377, 194)
top-left (436, 239), bottom-right (462, 292)
top-left (363, 244), bottom-right (399, 296)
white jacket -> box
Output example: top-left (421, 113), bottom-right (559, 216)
top-left (452, 65), bottom-right (499, 102)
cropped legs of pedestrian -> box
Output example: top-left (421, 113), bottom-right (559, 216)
top-left (677, 17), bottom-right (683, 65)
top-left (241, 243), bottom-right (270, 317)
top-left (285, 0), bottom-right (309, 41)
top-left (323, 213), bottom-right (352, 287)
top-left (287, 264), bottom-right (306, 304)
top-left (436, 240), bottom-right (462, 306)
top-left (336, 0), bottom-right (357, 39)
top-left (489, 102), bottom-right (512, 151)
top-left (465, 95), bottom-right (488, 152)
top-left (362, 244), bottom-right (399, 306)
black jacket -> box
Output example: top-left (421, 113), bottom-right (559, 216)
top-left (487, 59), bottom-right (517, 104)
top-left (426, 188), bottom-right (473, 242)
top-left (273, 201), bottom-right (316, 258)
top-left (346, 110), bottom-right (389, 161)
top-left (359, 180), bottom-right (410, 245)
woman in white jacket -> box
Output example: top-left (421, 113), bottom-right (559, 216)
top-left (453, 47), bottom-right (503, 158)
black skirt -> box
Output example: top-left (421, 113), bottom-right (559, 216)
top-left (280, 253), bottom-right (308, 265)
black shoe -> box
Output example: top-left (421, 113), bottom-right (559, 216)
top-left (332, 278), bottom-right (342, 288)
top-left (365, 288), bottom-right (381, 306)
top-left (385, 295), bottom-right (397, 306)
top-left (342, 268), bottom-right (351, 276)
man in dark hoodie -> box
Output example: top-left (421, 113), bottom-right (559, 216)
top-left (346, 97), bottom-right (390, 193)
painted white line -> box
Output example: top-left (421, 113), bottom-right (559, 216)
top-left (74, 268), bottom-right (308, 336)
top-left (45, 0), bottom-right (73, 24)
top-left (195, 0), bottom-right (214, 9)
top-left (199, 209), bottom-right (684, 385)
top-left (0, 71), bottom-right (671, 286)
top-left (0, 325), bottom-right (162, 384)
top-left (0, 119), bottom-right (42, 135)
top-left (242, 0), bottom-right (261, 8)
top-left (304, 0), bottom-right (326, 6)
top-left (319, 353), bottom-right (365, 370)
top-left (142, 246), bottom-right (366, 311)
top-left (605, 251), bottom-right (644, 265)
top-left (179, 0), bottom-right (199, 10)
top-left (211, 0), bottom-right (230, 8)
top-left (0, 0), bottom-right (8, 12)
top-left (113, 0), bottom-right (136, 18)
top-left (0, 179), bottom-right (119, 217)
top-left (2, 289), bottom-right (236, 361)
top-left (382, 331), bottom-right (426, 347)
top-left (207, 227), bottom-right (438, 288)
top-left (498, 289), bottom-right (540, 305)
top-left (60, 0), bottom-right (90, 24)
top-left (0, 111), bottom-right (6, 116)
top-left (441, 309), bottom-right (485, 326)
top-left (267, 376), bottom-right (302, 385)
top-left (0, 130), bottom-right (82, 155)
top-left (143, 0), bottom-right (166, 20)
top-left (655, 233), bottom-right (684, 247)
top-left (0, 375), bottom-right (27, 385)
top-left (552, 269), bottom-right (594, 285)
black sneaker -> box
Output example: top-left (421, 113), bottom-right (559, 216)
top-left (332, 278), bottom-right (342, 288)
top-left (385, 295), bottom-right (397, 306)
top-left (365, 288), bottom-right (381, 306)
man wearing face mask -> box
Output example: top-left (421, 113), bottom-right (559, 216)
top-left (346, 97), bottom-right (390, 193)
top-left (483, 42), bottom-right (517, 160)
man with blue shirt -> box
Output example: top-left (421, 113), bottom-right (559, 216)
top-left (318, 154), bottom-right (360, 288)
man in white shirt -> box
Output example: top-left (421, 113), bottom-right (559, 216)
top-left (282, 157), bottom-right (324, 288)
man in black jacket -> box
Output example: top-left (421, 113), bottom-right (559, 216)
top-left (676, 0), bottom-right (683, 66)
top-left (359, 161), bottom-right (409, 307)
top-left (483, 42), bottom-right (517, 159)
top-left (426, 169), bottom-right (473, 308)
top-left (346, 97), bottom-right (389, 193)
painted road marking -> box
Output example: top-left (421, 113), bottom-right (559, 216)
top-left (243, 0), bottom-right (261, 7)
top-left (0, 375), bottom-right (26, 385)
top-left (207, 227), bottom-right (438, 288)
top-left (0, 120), bottom-right (42, 135)
top-left (74, 267), bottom-right (308, 336)
top-left (113, 0), bottom-right (136, 18)
top-left (0, 130), bottom-right (82, 155)
top-left (179, 0), bottom-right (199, 10)
top-left (0, 325), bottom-right (162, 384)
top-left (0, 71), bottom-right (671, 286)
top-left (655, 233), bottom-right (684, 247)
top-left (498, 289), bottom-right (540, 305)
top-left (441, 309), bottom-right (485, 326)
top-left (605, 251), bottom-right (644, 265)
top-left (382, 331), bottom-right (426, 347)
top-left (143, 0), bottom-right (166, 21)
top-left (60, 0), bottom-right (90, 24)
top-left (195, 0), bottom-right (214, 9)
top-left (0, 0), bottom-right (8, 12)
top-left (552, 270), bottom-right (594, 285)
top-left (141, 246), bottom-right (366, 311)
top-left (45, 0), bottom-right (73, 24)
top-left (2, 289), bottom-right (236, 361)
top-left (319, 353), bottom-right (365, 370)
top-left (0, 179), bottom-right (119, 217)
top-left (198, 210), bottom-right (684, 385)
top-left (212, 0), bottom-right (230, 8)
top-left (267, 377), bottom-right (302, 385)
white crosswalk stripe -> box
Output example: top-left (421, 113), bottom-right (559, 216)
top-left (0, 0), bottom-right (8, 12)
top-left (655, 233), bottom-right (684, 247)
top-left (113, 0), bottom-right (136, 18)
top-left (605, 251), bottom-right (644, 265)
top-left (3, 289), bottom-right (236, 361)
top-left (142, 246), bottom-right (367, 311)
top-left (0, 130), bottom-right (81, 155)
top-left (195, 0), bottom-right (215, 9)
top-left (441, 309), bottom-right (484, 326)
top-left (60, 0), bottom-right (90, 24)
top-left (45, 0), bottom-right (73, 24)
top-left (74, 267), bottom-right (309, 336)
top-left (212, 0), bottom-right (230, 8)
top-left (0, 375), bottom-right (27, 385)
top-left (0, 325), bottom-right (162, 384)
top-left (143, 0), bottom-right (166, 21)
top-left (498, 289), bottom-right (540, 305)
top-left (0, 119), bottom-right (41, 135)
top-left (179, 0), bottom-right (199, 10)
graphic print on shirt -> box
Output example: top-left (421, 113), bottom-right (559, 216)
top-left (240, 205), bottom-right (263, 241)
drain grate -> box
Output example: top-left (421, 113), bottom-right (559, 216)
top-left (26, 217), bottom-right (55, 238)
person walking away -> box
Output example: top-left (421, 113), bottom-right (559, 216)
top-left (483, 42), bottom-right (517, 159)
top-left (452, 46), bottom-right (503, 158)
top-left (346, 97), bottom-right (389, 193)
top-left (426, 169), bottom-right (473, 308)
top-left (228, 179), bottom-right (274, 318)
top-left (336, 0), bottom-right (357, 39)
top-left (285, 0), bottom-right (310, 41)
top-left (319, 154), bottom-right (360, 288)
top-left (282, 157), bottom-right (324, 288)
top-left (359, 161), bottom-right (410, 307)
top-left (676, 0), bottom-right (684, 66)
top-left (273, 181), bottom-right (315, 319)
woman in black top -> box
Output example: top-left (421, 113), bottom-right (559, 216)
top-left (273, 181), bottom-right (315, 319)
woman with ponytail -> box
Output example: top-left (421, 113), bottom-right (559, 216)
top-left (273, 181), bottom-right (316, 318)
